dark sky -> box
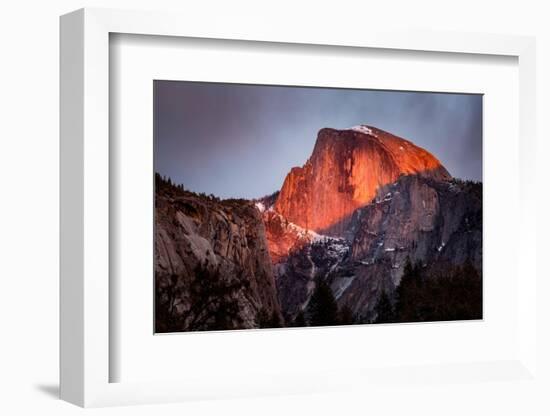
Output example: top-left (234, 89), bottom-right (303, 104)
top-left (155, 81), bottom-right (482, 199)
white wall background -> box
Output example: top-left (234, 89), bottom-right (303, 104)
top-left (0, 1), bottom-right (548, 415)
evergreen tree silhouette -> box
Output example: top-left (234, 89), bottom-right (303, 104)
top-left (306, 279), bottom-right (338, 327)
top-left (395, 257), bottom-right (422, 322)
top-left (393, 257), bottom-right (482, 323)
top-left (155, 261), bottom-right (247, 332)
top-left (373, 291), bottom-right (395, 323)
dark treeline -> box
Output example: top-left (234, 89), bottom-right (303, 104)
top-left (276, 258), bottom-right (482, 329)
top-left (373, 258), bottom-right (482, 324)
top-left (156, 261), bottom-right (248, 333)
top-left (157, 256), bottom-right (482, 332)
top-left (259, 279), bottom-right (357, 329)
top-left (448, 177), bottom-right (482, 201)
top-left (156, 173), bottom-right (482, 329)
top-left (156, 172), bottom-right (222, 202)
top-left (155, 172), bottom-right (251, 205)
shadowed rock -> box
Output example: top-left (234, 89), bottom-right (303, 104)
top-left (274, 126), bottom-right (450, 237)
top-left (155, 177), bottom-right (282, 331)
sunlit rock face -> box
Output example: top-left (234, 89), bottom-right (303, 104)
top-left (274, 126), bottom-right (451, 237)
top-left (273, 175), bottom-right (482, 321)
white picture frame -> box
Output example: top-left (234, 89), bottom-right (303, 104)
top-left (60, 7), bottom-right (538, 408)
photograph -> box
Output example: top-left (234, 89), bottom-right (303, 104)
top-left (154, 81), bottom-right (483, 333)
top-left (2, 1), bottom-right (543, 413)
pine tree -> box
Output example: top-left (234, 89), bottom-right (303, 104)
top-left (373, 291), bottom-right (395, 323)
top-left (186, 263), bottom-right (245, 331)
top-left (393, 257), bottom-right (482, 323)
top-left (306, 280), bottom-right (338, 327)
top-left (395, 257), bottom-right (422, 322)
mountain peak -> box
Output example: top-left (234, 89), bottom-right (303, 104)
top-left (274, 126), bottom-right (451, 237)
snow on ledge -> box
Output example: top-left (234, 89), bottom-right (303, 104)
top-left (348, 125), bottom-right (376, 136)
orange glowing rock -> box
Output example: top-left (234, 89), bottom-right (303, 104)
top-left (273, 126), bottom-right (450, 237)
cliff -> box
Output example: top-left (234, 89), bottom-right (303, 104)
top-left (155, 123), bottom-right (481, 329)
top-left (275, 174), bottom-right (482, 321)
top-left (274, 126), bottom-right (450, 237)
top-left (155, 176), bottom-right (282, 332)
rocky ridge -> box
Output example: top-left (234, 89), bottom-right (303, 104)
top-left (155, 176), bottom-right (282, 332)
top-left (156, 124), bottom-right (482, 329)
top-left (274, 126), bottom-right (451, 237)
top-left (261, 126), bottom-right (481, 321)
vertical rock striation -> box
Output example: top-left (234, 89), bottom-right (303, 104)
top-left (265, 126), bottom-right (480, 322)
top-left (155, 178), bottom-right (282, 332)
top-left (274, 126), bottom-right (450, 237)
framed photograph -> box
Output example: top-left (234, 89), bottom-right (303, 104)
top-left (60, 8), bottom-right (538, 408)
top-left (153, 80), bottom-right (483, 334)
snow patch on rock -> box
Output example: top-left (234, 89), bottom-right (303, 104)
top-left (349, 125), bottom-right (376, 136)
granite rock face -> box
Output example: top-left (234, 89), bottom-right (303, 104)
top-left (265, 126), bottom-right (481, 321)
top-left (274, 175), bottom-right (482, 320)
top-left (274, 126), bottom-right (450, 237)
top-left (155, 179), bottom-right (282, 332)
top-left (155, 124), bottom-right (481, 329)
